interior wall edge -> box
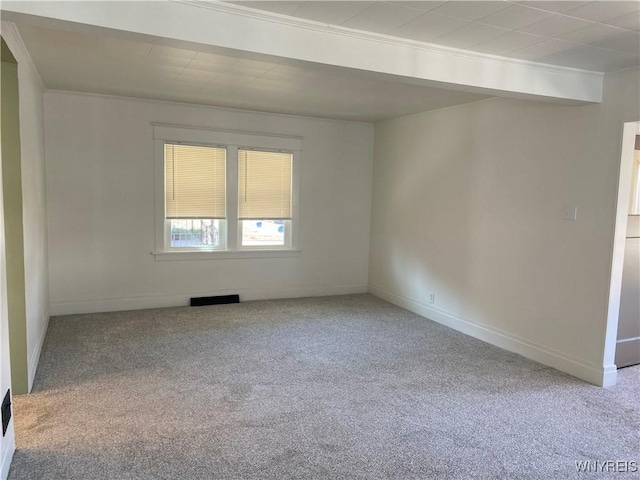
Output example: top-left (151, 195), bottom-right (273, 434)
top-left (0, 22), bottom-right (43, 89)
top-left (26, 312), bottom-right (49, 392)
top-left (1, 57), bottom-right (28, 396)
top-left (368, 284), bottom-right (614, 387)
top-left (1, 19), bottom-right (51, 395)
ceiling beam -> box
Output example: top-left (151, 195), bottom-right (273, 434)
top-left (0, 0), bottom-right (603, 103)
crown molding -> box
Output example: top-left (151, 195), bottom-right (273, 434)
top-left (0, 21), bottom-right (44, 88)
top-left (177, 0), bottom-right (604, 81)
top-left (1, 0), bottom-right (603, 103)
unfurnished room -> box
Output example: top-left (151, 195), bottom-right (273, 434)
top-left (0, 1), bottom-right (639, 479)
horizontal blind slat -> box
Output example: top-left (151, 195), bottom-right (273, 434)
top-left (238, 150), bottom-right (292, 220)
top-left (165, 143), bottom-right (226, 219)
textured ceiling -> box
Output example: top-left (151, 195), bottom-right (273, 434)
top-left (232, 1), bottom-right (640, 72)
top-left (16, 24), bottom-right (489, 123)
top-left (13, 1), bottom-right (640, 123)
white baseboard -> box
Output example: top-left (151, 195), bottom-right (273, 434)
top-left (369, 284), bottom-right (612, 387)
top-left (0, 429), bottom-right (15, 480)
top-left (601, 364), bottom-right (618, 388)
top-left (615, 337), bottom-right (640, 369)
top-left (28, 313), bottom-right (50, 392)
top-left (50, 284), bottom-right (369, 316)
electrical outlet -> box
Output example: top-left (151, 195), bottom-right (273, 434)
top-left (429, 293), bottom-right (435, 304)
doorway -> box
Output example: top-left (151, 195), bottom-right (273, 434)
top-left (1, 36), bottom-right (29, 396)
top-left (0, 35), bottom-right (19, 478)
top-left (616, 132), bottom-right (640, 368)
top-left (604, 121), bottom-right (640, 385)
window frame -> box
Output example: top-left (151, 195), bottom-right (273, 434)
top-left (153, 124), bottom-right (301, 260)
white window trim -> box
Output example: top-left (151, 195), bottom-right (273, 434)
top-left (153, 124), bottom-right (301, 260)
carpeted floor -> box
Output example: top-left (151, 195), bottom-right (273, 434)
top-left (8, 294), bottom-right (640, 479)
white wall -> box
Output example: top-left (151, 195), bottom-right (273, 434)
top-left (15, 42), bottom-right (49, 391)
top-left (2, 23), bottom-right (50, 393)
top-left (369, 68), bottom-right (640, 387)
top-left (44, 92), bottom-right (374, 315)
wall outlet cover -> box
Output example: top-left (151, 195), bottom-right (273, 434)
top-left (564, 206), bottom-right (578, 221)
top-left (1, 389), bottom-right (11, 437)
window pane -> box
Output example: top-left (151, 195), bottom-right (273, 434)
top-left (165, 143), bottom-right (226, 219)
top-left (241, 220), bottom-right (285, 246)
top-left (171, 219), bottom-right (222, 248)
top-left (238, 150), bottom-right (292, 220)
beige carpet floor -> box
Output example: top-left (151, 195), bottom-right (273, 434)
top-left (8, 294), bottom-right (640, 479)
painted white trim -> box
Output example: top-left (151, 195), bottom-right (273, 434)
top-left (49, 284), bottom-right (368, 316)
top-left (601, 365), bottom-right (618, 389)
top-left (0, 431), bottom-right (15, 480)
top-left (181, 0), bottom-right (603, 79)
top-left (226, 146), bottom-right (239, 251)
top-left (27, 313), bottom-right (49, 392)
top-left (0, 22), bottom-right (44, 89)
top-left (369, 284), bottom-right (614, 387)
top-left (617, 336), bottom-right (640, 343)
top-left (153, 124), bottom-right (303, 151)
top-left (604, 121), bottom-right (640, 371)
top-left (1, 2), bottom-right (603, 103)
top-left (153, 249), bottom-right (301, 261)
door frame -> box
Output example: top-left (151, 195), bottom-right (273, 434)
top-left (603, 120), bottom-right (640, 386)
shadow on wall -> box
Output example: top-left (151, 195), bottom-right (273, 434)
top-left (370, 93), bottom-right (614, 368)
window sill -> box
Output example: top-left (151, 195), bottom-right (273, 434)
top-left (153, 249), bottom-right (301, 262)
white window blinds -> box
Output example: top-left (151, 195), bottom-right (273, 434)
top-left (238, 149), bottom-right (293, 220)
top-left (164, 143), bottom-right (226, 219)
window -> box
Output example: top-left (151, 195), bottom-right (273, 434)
top-left (153, 124), bottom-right (300, 258)
top-left (165, 143), bottom-right (227, 249)
top-left (238, 149), bottom-right (292, 248)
